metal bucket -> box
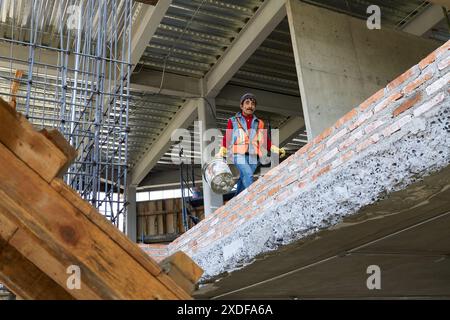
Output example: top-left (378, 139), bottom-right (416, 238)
top-left (202, 158), bottom-right (238, 194)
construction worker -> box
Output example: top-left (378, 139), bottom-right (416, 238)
top-left (216, 93), bottom-right (286, 196)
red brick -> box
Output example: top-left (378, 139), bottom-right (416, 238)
top-left (414, 92), bottom-right (446, 117)
top-left (341, 150), bottom-right (354, 163)
top-left (312, 126), bottom-right (333, 145)
top-left (426, 72), bottom-right (450, 96)
top-left (331, 156), bottom-right (346, 171)
top-left (382, 115), bottom-right (412, 137)
top-left (419, 52), bottom-right (437, 70)
top-left (356, 134), bottom-right (380, 153)
top-left (387, 67), bottom-right (417, 92)
top-left (255, 196), bottom-right (266, 205)
top-left (245, 192), bottom-right (257, 202)
top-left (349, 111), bottom-right (373, 131)
top-left (438, 40), bottom-right (450, 54)
top-left (392, 93), bottom-right (422, 117)
top-left (403, 72), bottom-right (433, 95)
top-left (335, 108), bottom-right (358, 129)
top-left (338, 130), bottom-right (363, 151)
top-left (359, 88), bottom-right (385, 111)
top-left (268, 186), bottom-right (281, 197)
top-left (318, 147), bottom-right (338, 166)
top-left (300, 161), bottom-right (317, 177)
top-left (307, 143), bottom-right (325, 160)
top-left (298, 181), bottom-right (307, 189)
top-left (311, 165), bottom-right (331, 182)
top-left (438, 56), bottom-right (450, 71)
top-left (297, 142), bottom-right (312, 156)
top-left (275, 189), bottom-right (292, 202)
top-left (222, 210), bottom-right (232, 218)
top-left (374, 92), bottom-right (404, 113)
top-left (326, 128), bottom-right (348, 148)
top-left (284, 175), bottom-right (297, 186)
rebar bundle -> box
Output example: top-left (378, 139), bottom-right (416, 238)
top-left (0, 0), bottom-right (133, 230)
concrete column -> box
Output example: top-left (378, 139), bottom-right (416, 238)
top-left (126, 185), bottom-right (137, 242)
top-left (286, 1), bottom-right (440, 140)
top-left (197, 98), bottom-right (224, 216)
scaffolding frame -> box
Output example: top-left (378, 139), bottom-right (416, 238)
top-left (0, 0), bottom-right (133, 230)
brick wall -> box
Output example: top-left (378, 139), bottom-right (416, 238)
top-left (139, 244), bottom-right (169, 262)
top-left (139, 40), bottom-right (450, 276)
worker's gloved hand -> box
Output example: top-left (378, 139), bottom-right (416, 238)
top-left (271, 145), bottom-right (286, 158)
top-left (215, 146), bottom-right (227, 158)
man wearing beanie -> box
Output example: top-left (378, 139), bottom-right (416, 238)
top-left (216, 93), bottom-right (286, 196)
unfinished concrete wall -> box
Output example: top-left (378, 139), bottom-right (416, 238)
top-left (286, 1), bottom-right (441, 140)
top-left (140, 41), bottom-right (449, 280)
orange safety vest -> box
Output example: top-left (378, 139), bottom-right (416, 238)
top-left (230, 113), bottom-right (267, 157)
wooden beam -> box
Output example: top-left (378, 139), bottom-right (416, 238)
top-left (0, 98), bottom-right (68, 182)
top-left (160, 251), bottom-right (203, 294)
top-left (50, 178), bottom-right (192, 300)
top-left (9, 70), bottom-right (23, 110)
top-left (39, 129), bottom-right (78, 178)
top-left (0, 239), bottom-right (74, 300)
top-left (0, 142), bottom-right (185, 299)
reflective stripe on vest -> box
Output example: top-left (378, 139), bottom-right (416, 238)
top-left (230, 114), bottom-right (266, 156)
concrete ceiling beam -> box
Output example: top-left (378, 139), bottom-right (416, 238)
top-left (203, 0), bottom-right (286, 98)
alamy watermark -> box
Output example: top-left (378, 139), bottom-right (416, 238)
top-left (170, 121), bottom-right (281, 175)
top-left (367, 5), bottom-right (381, 30)
top-left (366, 265), bottom-right (381, 290)
top-left (67, 5), bottom-right (82, 30)
top-left (66, 265), bottom-right (81, 290)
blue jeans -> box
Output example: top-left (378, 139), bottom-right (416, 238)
top-left (234, 154), bottom-right (258, 196)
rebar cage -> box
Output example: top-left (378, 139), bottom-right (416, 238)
top-left (0, 0), bottom-right (133, 230)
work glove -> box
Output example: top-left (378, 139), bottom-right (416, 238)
top-left (271, 145), bottom-right (286, 158)
top-left (215, 146), bottom-right (227, 158)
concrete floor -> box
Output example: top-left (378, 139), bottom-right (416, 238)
top-left (194, 165), bottom-right (450, 299)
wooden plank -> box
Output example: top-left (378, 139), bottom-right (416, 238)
top-left (0, 145), bottom-right (181, 299)
top-left (8, 226), bottom-right (103, 299)
top-left (0, 143), bottom-right (182, 300)
top-left (40, 129), bottom-right (78, 177)
top-left (138, 210), bottom-right (182, 216)
top-left (50, 179), bottom-right (162, 276)
top-left (9, 70), bottom-right (24, 110)
top-left (149, 215), bottom-right (157, 235)
top-left (160, 251), bottom-right (203, 284)
top-left (0, 189), bottom-right (119, 299)
top-left (0, 98), bottom-right (68, 182)
top-left (47, 180), bottom-right (192, 299)
top-left (0, 238), bottom-right (74, 300)
top-left (158, 215), bottom-right (164, 235)
top-left (166, 213), bottom-right (175, 234)
top-left (158, 269), bottom-right (195, 300)
top-left (0, 208), bottom-right (18, 241)
top-left (160, 251), bottom-right (203, 295)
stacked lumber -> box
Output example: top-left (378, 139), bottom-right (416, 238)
top-left (0, 98), bottom-right (202, 299)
